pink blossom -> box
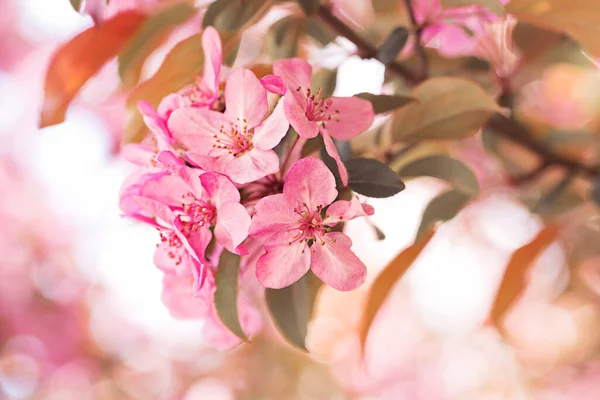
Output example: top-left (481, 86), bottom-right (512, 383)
top-left (411, 0), bottom-right (508, 57)
top-left (161, 249), bottom-right (262, 349)
top-left (168, 68), bottom-right (290, 184)
top-left (122, 169), bottom-right (251, 289)
top-left (249, 158), bottom-right (373, 291)
top-left (273, 58), bottom-right (374, 186)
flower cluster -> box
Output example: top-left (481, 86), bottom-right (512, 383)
top-left (119, 27), bottom-right (375, 347)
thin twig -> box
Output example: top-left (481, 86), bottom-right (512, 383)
top-left (317, 4), bottom-right (600, 179)
top-left (317, 5), bottom-right (422, 84)
top-left (402, 0), bottom-right (429, 81)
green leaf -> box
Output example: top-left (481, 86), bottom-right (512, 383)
top-left (267, 16), bottom-right (303, 59)
top-left (355, 92), bottom-right (415, 114)
top-left (304, 16), bottom-right (337, 45)
top-left (346, 158), bottom-right (406, 198)
top-left (311, 68), bottom-right (338, 98)
top-left (118, 1), bottom-right (197, 88)
top-left (301, 135), bottom-right (324, 157)
top-left (214, 250), bottom-right (248, 342)
top-left (398, 155), bottom-right (480, 195)
top-left (124, 30), bottom-right (240, 143)
top-left (203, 0), bottom-right (273, 31)
top-left (440, 0), bottom-right (505, 16)
top-left (265, 271), bottom-right (322, 351)
top-left (391, 77), bottom-right (502, 141)
top-left (377, 26), bottom-right (409, 65)
top-left (69, 0), bottom-right (82, 11)
top-left (507, 0), bottom-right (600, 57)
top-left (297, 0), bottom-right (320, 15)
top-left (416, 189), bottom-right (471, 241)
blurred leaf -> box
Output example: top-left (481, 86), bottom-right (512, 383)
top-left (69, 0), bottom-right (82, 11)
top-left (441, 0), bottom-right (505, 16)
top-left (346, 158), bottom-right (406, 198)
top-left (320, 145), bottom-right (342, 186)
top-left (592, 177), bottom-right (600, 207)
top-left (355, 92), bottom-right (415, 114)
top-left (377, 26), bottom-right (409, 65)
top-left (359, 229), bottom-right (435, 351)
top-left (398, 155), bottom-right (480, 195)
top-left (125, 30), bottom-right (241, 143)
top-left (119, 1), bottom-right (196, 88)
top-left (507, 0), bottom-right (600, 57)
top-left (268, 16), bottom-right (303, 59)
top-left (305, 16), bottom-right (337, 45)
top-left (40, 11), bottom-right (146, 128)
top-left (391, 77), bottom-right (502, 141)
top-left (311, 68), bottom-right (338, 98)
top-left (203, 0), bottom-right (273, 31)
top-left (297, 0), bottom-right (320, 15)
top-left (214, 250), bottom-right (248, 342)
top-left (416, 189), bottom-right (471, 241)
top-left (490, 225), bottom-right (559, 328)
top-left (265, 271), bottom-right (322, 351)
top-left (301, 135), bottom-right (325, 157)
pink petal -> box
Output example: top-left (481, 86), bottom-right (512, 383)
top-left (224, 68), bottom-right (268, 129)
top-left (252, 100), bottom-right (289, 151)
top-left (168, 107), bottom-right (229, 152)
top-left (283, 91), bottom-right (319, 139)
top-left (138, 100), bottom-right (172, 148)
top-left (131, 195), bottom-right (176, 227)
top-left (310, 232), bottom-right (366, 291)
top-left (321, 130), bottom-right (349, 186)
top-left (214, 202), bottom-right (251, 253)
top-left (283, 157), bottom-right (338, 210)
top-left (256, 243), bottom-right (311, 288)
top-left (200, 172), bottom-right (240, 207)
top-left (324, 197), bottom-right (374, 225)
top-left (140, 173), bottom-right (190, 207)
top-left (201, 26), bottom-right (222, 96)
top-left (223, 148), bottom-right (280, 184)
top-left (326, 96), bottom-right (374, 140)
top-left (175, 221), bottom-right (212, 290)
top-left (161, 274), bottom-right (210, 319)
top-left (273, 58), bottom-right (312, 94)
top-left (157, 93), bottom-right (186, 120)
top-left (121, 143), bottom-right (154, 166)
top-left (185, 151), bottom-right (228, 174)
top-left (260, 75), bottom-right (286, 95)
top-left (156, 150), bottom-right (185, 167)
top-left (154, 243), bottom-right (187, 275)
top-left (249, 193), bottom-right (298, 246)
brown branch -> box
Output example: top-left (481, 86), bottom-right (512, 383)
top-left (402, 0), bottom-right (429, 81)
top-left (317, 3), bottom-right (600, 181)
top-left (317, 5), bottom-right (422, 84)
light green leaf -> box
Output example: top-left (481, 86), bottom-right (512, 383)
top-left (398, 155), bottom-right (480, 195)
top-left (118, 1), bottom-right (197, 88)
top-left (203, 0), bottom-right (273, 31)
top-left (214, 250), bottom-right (248, 342)
top-left (440, 0), bottom-right (505, 16)
top-left (355, 92), bottom-right (415, 114)
top-left (416, 189), bottom-right (471, 241)
top-left (267, 16), bottom-right (303, 59)
top-left (265, 271), bottom-right (322, 351)
top-left (391, 77), bottom-right (502, 141)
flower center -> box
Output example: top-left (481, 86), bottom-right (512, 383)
top-left (181, 193), bottom-right (217, 231)
top-left (297, 87), bottom-right (340, 125)
top-left (158, 230), bottom-right (184, 265)
top-left (286, 203), bottom-right (335, 254)
top-left (213, 119), bottom-right (254, 157)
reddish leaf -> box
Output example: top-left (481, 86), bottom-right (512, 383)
top-left (40, 11), bottom-right (146, 128)
top-left (359, 229), bottom-right (436, 352)
top-left (490, 225), bottom-right (559, 328)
